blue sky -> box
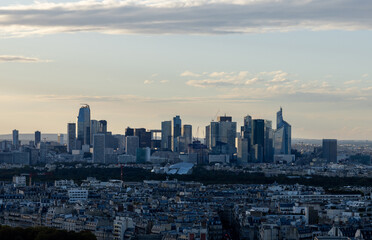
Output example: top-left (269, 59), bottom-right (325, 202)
top-left (0, 0), bottom-right (372, 139)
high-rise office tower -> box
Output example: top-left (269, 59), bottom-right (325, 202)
top-left (322, 139), bottom-right (337, 163)
top-left (161, 121), bottom-right (172, 150)
top-left (34, 131), bottom-right (41, 147)
top-left (126, 136), bottom-right (139, 156)
top-left (93, 134), bottom-right (106, 164)
top-left (134, 128), bottom-right (151, 148)
top-left (242, 115), bottom-right (253, 140)
top-left (237, 115), bottom-right (252, 164)
top-left (264, 120), bottom-right (274, 163)
top-left (90, 120), bottom-right (100, 143)
top-left (67, 123), bottom-right (76, 153)
top-left (172, 116), bottom-right (182, 152)
top-left (77, 104), bottom-right (91, 147)
top-left (205, 116), bottom-right (237, 156)
top-left (125, 127), bottom-right (134, 136)
top-left (252, 119), bottom-right (265, 162)
top-left (182, 124), bottom-right (192, 151)
top-left (12, 129), bottom-right (19, 150)
top-left (99, 120), bottom-right (107, 133)
top-left (274, 107), bottom-right (292, 155)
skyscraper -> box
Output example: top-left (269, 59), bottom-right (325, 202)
top-left (90, 120), bottom-right (100, 143)
top-left (126, 136), bottom-right (139, 156)
top-left (67, 123), bottom-right (76, 153)
top-left (99, 120), bottom-right (107, 133)
top-left (252, 119), bottom-right (265, 148)
top-left (205, 116), bottom-right (237, 156)
top-left (172, 116), bottom-right (182, 152)
top-left (182, 124), bottom-right (192, 151)
top-left (12, 129), bottom-right (19, 150)
top-left (274, 107), bottom-right (292, 155)
top-left (93, 134), bottom-right (106, 164)
top-left (252, 119), bottom-right (265, 162)
top-left (34, 131), bottom-right (41, 146)
top-left (264, 120), bottom-right (274, 163)
top-left (125, 127), bottom-right (134, 136)
top-left (161, 121), bottom-right (172, 150)
top-left (237, 115), bottom-right (253, 164)
top-left (77, 104), bottom-right (91, 147)
top-left (322, 139), bottom-right (337, 163)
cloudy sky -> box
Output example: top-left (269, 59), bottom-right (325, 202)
top-left (1, 0), bottom-right (372, 140)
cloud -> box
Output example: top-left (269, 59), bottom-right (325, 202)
top-left (160, 80), bottom-right (169, 83)
top-left (182, 69), bottom-right (372, 103)
top-left (0, 55), bottom-right (50, 62)
top-left (144, 80), bottom-right (154, 84)
top-left (344, 80), bottom-right (361, 85)
top-left (362, 73), bottom-right (369, 78)
top-left (1, 0), bottom-right (372, 37)
top-left (184, 70), bottom-right (290, 88)
top-left (0, 94), bottom-right (260, 104)
top-left (180, 71), bottom-right (201, 77)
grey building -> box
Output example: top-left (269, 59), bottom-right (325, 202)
top-left (126, 136), bottom-right (139, 156)
top-left (93, 134), bottom-right (106, 164)
top-left (90, 120), bottom-right (100, 143)
top-left (67, 123), bottom-right (76, 153)
top-left (12, 129), bottom-right (19, 150)
top-left (161, 121), bottom-right (172, 150)
top-left (252, 119), bottom-right (265, 162)
top-left (172, 116), bottom-right (182, 152)
top-left (323, 139), bottom-right (337, 163)
top-left (205, 116), bottom-right (237, 157)
top-left (99, 120), bottom-right (107, 133)
top-left (182, 124), bottom-right (192, 150)
top-left (35, 131), bottom-right (41, 146)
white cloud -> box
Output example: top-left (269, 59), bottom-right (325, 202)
top-left (344, 80), bottom-right (361, 85)
top-left (362, 73), bottom-right (369, 78)
top-left (160, 80), bottom-right (169, 83)
top-left (180, 71), bottom-right (201, 77)
top-left (185, 70), bottom-right (292, 88)
top-left (144, 80), bottom-right (154, 84)
top-left (0, 55), bottom-right (50, 62)
top-left (1, 0), bottom-right (372, 37)
top-left (182, 69), bottom-right (372, 103)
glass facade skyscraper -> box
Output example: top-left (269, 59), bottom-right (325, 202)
top-left (172, 116), bottom-right (182, 152)
top-left (206, 116), bottom-right (237, 157)
top-left (161, 121), bottom-right (172, 150)
top-left (77, 104), bottom-right (91, 147)
top-left (34, 131), bottom-right (41, 146)
top-left (274, 107), bottom-right (291, 155)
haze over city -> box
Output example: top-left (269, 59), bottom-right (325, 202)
top-left (1, 0), bottom-right (372, 140)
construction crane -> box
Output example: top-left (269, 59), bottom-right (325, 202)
top-left (193, 126), bottom-right (200, 142)
top-left (211, 109), bottom-right (220, 122)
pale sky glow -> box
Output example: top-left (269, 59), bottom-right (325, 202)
top-left (0, 0), bottom-right (372, 140)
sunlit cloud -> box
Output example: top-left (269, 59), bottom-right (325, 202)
top-left (182, 70), bottom-right (372, 103)
top-left (0, 55), bottom-right (51, 62)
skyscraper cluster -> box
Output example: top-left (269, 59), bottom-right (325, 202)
top-left (1, 104), bottom-right (344, 166)
top-left (64, 105), bottom-right (295, 165)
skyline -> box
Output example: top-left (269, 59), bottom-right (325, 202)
top-left (0, 104), bottom-right (369, 141)
top-left (1, 0), bottom-right (372, 140)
